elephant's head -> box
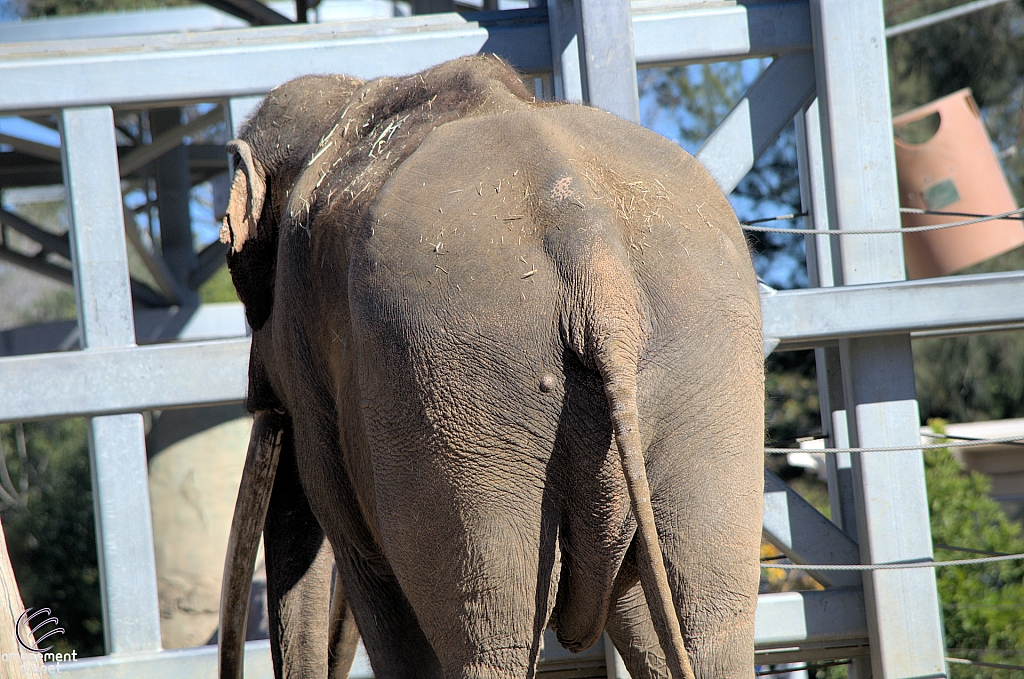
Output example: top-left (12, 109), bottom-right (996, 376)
top-left (220, 74), bottom-right (362, 330)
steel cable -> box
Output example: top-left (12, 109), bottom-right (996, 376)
top-left (760, 552), bottom-right (1024, 570)
top-left (740, 206), bottom-right (1024, 234)
top-left (764, 434), bottom-right (1024, 455)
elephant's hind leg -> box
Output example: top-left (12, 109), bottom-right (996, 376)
top-left (605, 569), bottom-right (669, 679)
top-left (369, 444), bottom-right (560, 679)
top-left (264, 433), bottom-right (333, 679)
top-left (330, 541), bottom-right (443, 679)
top-left (643, 432), bottom-right (761, 679)
top-left (327, 571), bottom-right (360, 679)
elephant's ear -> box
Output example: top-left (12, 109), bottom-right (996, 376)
top-left (220, 139), bottom-right (267, 253)
top-left (221, 138), bottom-right (276, 331)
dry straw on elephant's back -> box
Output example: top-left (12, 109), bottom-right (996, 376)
top-left (286, 55), bottom-right (536, 235)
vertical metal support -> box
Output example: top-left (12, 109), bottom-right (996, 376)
top-left (227, 96), bottom-right (264, 139)
top-left (795, 99), bottom-right (858, 542)
top-left (574, 0), bottom-right (640, 122)
top-left (809, 2), bottom-right (946, 677)
top-left (546, 0), bottom-right (583, 102)
top-left (61, 106), bottom-right (163, 655)
top-left (602, 632), bottom-right (628, 679)
top-left (150, 107), bottom-right (199, 306)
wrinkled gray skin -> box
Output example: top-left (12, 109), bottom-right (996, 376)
top-left (218, 56), bottom-right (764, 679)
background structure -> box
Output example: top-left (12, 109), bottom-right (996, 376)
top-left (2, 0), bottom-right (1024, 677)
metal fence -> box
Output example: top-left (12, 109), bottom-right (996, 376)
top-left (3, 0), bottom-right (1022, 676)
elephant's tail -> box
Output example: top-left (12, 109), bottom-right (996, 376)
top-left (592, 332), bottom-right (697, 679)
top-left (220, 410), bottom-right (286, 679)
top-left (546, 172), bottom-right (694, 678)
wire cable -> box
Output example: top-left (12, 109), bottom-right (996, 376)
top-left (900, 206), bottom-right (1024, 220)
top-left (741, 213), bottom-right (807, 225)
top-left (946, 657), bottom-right (1024, 672)
top-left (934, 544), bottom-right (1012, 557)
top-left (742, 206), bottom-right (1024, 235)
top-left (760, 552), bottom-right (1024, 571)
top-left (764, 434), bottom-right (1024, 455)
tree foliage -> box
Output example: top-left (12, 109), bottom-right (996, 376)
top-left (15, 0), bottom-right (190, 18)
top-left (0, 420), bottom-right (103, 658)
top-left (926, 422), bottom-right (1024, 671)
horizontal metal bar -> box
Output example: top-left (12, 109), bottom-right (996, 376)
top-left (0, 303), bottom-right (247, 357)
top-left (54, 627), bottom-right (608, 677)
top-left (8, 274), bottom-right (1024, 419)
top-left (762, 270), bottom-right (1024, 350)
top-left (0, 1), bottom-right (811, 114)
top-left (754, 642), bottom-right (870, 664)
top-left (0, 18), bottom-right (501, 114)
top-left (54, 590), bottom-right (861, 675)
top-left (52, 639), bottom-right (273, 678)
top-left (0, 338), bottom-right (249, 423)
top-left (754, 588), bottom-right (868, 649)
top-left (632, 0), bottom-right (811, 67)
top-left (762, 469), bottom-right (860, 588)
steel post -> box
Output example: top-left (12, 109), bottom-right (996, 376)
top-left (809, 1), bottom-right (947, 676)
top-left (794, 98), bottom-right (858, 543)
top-left (61, 106), bottom-right (163, 654)
top-left (546, 0), bottom-right (583, 102)
top-left (574, 0), bottom-right (639, 122)
top-left (150, 107), bottom-right (199, 305)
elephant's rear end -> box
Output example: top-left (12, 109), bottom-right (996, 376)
top-left (535, 105), bottom-right (764, 676)
top-left (347, 101), bottom-right (763, 678)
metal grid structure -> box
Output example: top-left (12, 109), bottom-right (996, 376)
top-left (3, 0), bottom-right (1023, 676)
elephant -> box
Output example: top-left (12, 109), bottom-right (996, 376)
top-left (217, 55), bottom-right (764, 679)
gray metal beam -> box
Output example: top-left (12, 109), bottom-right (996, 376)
top-left (762, 270), bottom-right (1024, 350)
top-left (51, 639), bottom-right (274, 678)
top-left (198, 0), bottom-right (294, 26)
top-left (0, 245), bottom-right (73, 284)
top-left (754, 588), bottom-right (867, 649)
top-left (61, 106), bottom-right (163, 654)
top-left (7, 267), bottom-right (1024, 419)
top-left (0, 303), bottom-right (247, 356)
top-left (0, 131), bottom-right (62, 161)
top-left (0, 2), bottom-right (813, 115)
top-left (809, 1), bottom-right (946, 676)
top-left (0, 17), bottom-right (502, 114)
top-left (696, 51), bottom-right (815, 194)
top-left (575, 0), bottom-right (639, 122)
top-left (546, 0), bottom-right (583, 102)
top-left (51, 590), bottom-right (865, 676)
top-left (0, 338), bottom-right (249, 423)
top-left (150, 107), bottom-right (200, 304)
top-left (762, 469), bottom-right (860, 588)
top-left (631, 0), bottom-right (811, 67)
top-left (0, 207), bottom-right (71, 258)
